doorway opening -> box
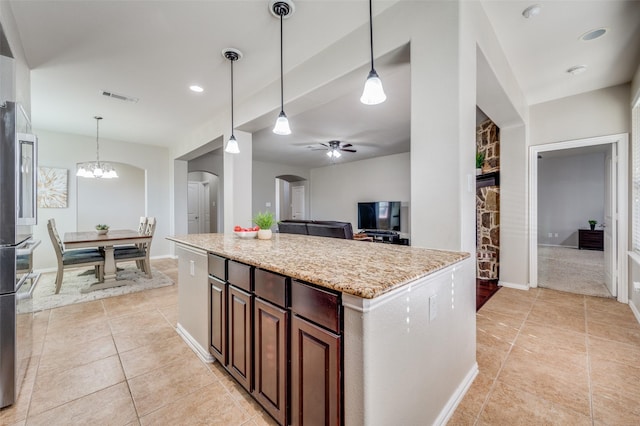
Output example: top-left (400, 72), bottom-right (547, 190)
top-left (187, 171), bottom-right (219, 234)
top-left (529, 134), bottom-right (629, 303)
top-left (275, 175), bottom-right (307, 222)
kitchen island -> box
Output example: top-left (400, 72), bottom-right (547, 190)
top-left (168, 233), bottom-right (476, 425)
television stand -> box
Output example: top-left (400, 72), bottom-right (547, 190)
top-left (360, 231), bottom-right (409, 245)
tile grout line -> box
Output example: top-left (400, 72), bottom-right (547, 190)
top-left (584, 296), bottom-right (595, 426)
top-left (105, 297), bottom-right (144, 424)
top-left (472, 289), bottom-right (539, 425)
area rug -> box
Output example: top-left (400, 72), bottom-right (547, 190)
top-left (28, 265), bottom-right (174, 312)
top-left (538, 245), bottom-right (612, 298)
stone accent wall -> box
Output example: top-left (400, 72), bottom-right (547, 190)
top-left (476, 186), bottom-right (500, 279)
top-left (477, 119), bottom-right (500, 173)
top-left (476, 118), bottom-right (500, 279)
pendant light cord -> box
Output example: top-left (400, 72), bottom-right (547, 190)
top-left (230, 58), bottom-right (235, 135)
top-left (368, 0), bottom-right (374, 72)
top-left (279, 12), bottom-right (284, 114)
top-left (95, 117), bottom-right (100, 166)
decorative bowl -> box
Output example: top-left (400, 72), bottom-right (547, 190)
top-left (234, 231), bottom-right (257, 239)
top-left (96, 229), bottom-right (109, 235)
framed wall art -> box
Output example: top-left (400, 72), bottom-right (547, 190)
top-left (38, 167), bottom-right (68, 208)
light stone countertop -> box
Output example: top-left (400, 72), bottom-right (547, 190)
top-left (167, 233), bottom-right (470, 299)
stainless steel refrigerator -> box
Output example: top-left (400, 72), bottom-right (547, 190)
top-left (1, 24), bottom-right (40, 408)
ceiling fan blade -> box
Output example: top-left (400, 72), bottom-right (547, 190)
top-left (341, 143), bottom-right (353, 148)
top-left (341, 149), bottom-right (357, 153)
top-left (319, 143), bottom-right (329, 148)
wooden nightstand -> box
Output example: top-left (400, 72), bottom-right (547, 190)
top-left (578, 229), bottom-right (603, 251)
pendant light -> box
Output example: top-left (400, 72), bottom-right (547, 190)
top-left (223, 48), bottom-right (243, 154)
top-left (271, 0), bottom-right (294, 135)
top-left (76, 116), bottom-right (118, 179)
top-left (360, 0), bottom-right (386, 105)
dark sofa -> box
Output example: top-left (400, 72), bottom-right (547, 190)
top-left (278, 220), bottom-right (354, 239)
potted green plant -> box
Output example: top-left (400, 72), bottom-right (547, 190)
top-left (588, 220), bottom-right (597, 231)
top-left (476, 151), bottom-right (485, 175)
top-left (253, 211), bottom-right (275, 240)
top-left (95, 224), bottom-right (109, 235)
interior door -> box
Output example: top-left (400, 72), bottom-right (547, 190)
top-left (291, 185), bottom-right (305, 220)
top-left (604, 145), bottom-right (617, 296)
top-left (187, 182), bottom-right (200, 234)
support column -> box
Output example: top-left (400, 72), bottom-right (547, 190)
top-left (224, 130), bottom-right (253, 233)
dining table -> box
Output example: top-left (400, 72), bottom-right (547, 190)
top-left (63, 229), bottom-right (152, 293)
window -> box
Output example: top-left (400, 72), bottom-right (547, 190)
top-left (633, 98), bottom-right (640, 252)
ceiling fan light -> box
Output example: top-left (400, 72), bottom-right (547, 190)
top-left (360, 69), bottom-right (386, 105)
top-left (225, 135), bottom-right (240, 154)
top-left (333, 150), bottom-right (342, 158)
top-left (273, 111), bottom-right (291, 135)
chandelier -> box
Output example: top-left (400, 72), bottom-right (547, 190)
top-left (76, 116), bottom-right (118, 179)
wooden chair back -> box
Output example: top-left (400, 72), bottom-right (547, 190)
top-left (47, 218), bottom-right (65, 259)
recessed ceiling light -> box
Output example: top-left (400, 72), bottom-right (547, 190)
top-left (580, 28), bottom-right (607, 41)
top-left (522, 4), bottom-right (541, 19)
top-left (189, 85), bottom-right (204, 93)
top-left (566, 65), bottom-right (587, 75)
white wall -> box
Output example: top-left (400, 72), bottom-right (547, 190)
top-left (310, 153), bottom-right (410, 232)
top-left (188, 150), bottom-right (224, 233)
top-left (34, 129), bottom-right (171, 270)
top-left (530, 84), bottom-right (631, 146)
top-left (252, 160), bottom-right (310, 226)
top-left (538, 152), bottom-right (605, 247)
top-left (629, 64), bottom-right (640, 317)
top-left (77, 162), bottom-right (145, 231)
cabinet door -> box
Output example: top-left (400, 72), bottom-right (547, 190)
top-left (291, 315), bottom-right (340, 426)
top-left (228, 285), bottom-right (253, 392)
top-left (209, 277), bottom-right (226, 364)
top-left (253, 298), bottom-right (288, 425)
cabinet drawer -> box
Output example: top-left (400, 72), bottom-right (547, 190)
top-left (291, 280), bottom-right (340, 333)
top-left (208, 254), bottom-right (226, 280)
top-left (228, 260), bottom-right (252, 292)
top-left (255, 268), bottom-right (289, 308)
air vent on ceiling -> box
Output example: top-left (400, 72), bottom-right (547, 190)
top-left (100, 90), bottom-right (139, 103)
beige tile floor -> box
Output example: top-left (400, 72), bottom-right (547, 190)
top-left (2, 259), bottom-right (639, 425)
top-left (449, 287), bottom-right (640, 425)
top-left (0, 259), bottom-right (276, 426)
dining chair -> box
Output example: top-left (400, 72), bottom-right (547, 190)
top-left (46, 219), bottom-right (105, 294)
top-left (114, 217), bottom-right (156, 277)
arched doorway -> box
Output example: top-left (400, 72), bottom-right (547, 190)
top-left (188, 171), bottom-right (219, 233)
top-left (76, 161), bottom-right (145, 230)
top-left (275, 175), bottom-right (307, 222)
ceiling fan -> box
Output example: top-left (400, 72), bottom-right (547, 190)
top-left (312, 140), bottom-right (357, 159)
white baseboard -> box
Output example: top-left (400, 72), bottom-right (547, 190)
top-left (176, 323), bottom-right (214, 363)
top-left (435, 363), bottom-right (479, 426)
top-left (629, 300), bottom-right (640, 325)
top-left (498, 280), bottom-right (530, 291)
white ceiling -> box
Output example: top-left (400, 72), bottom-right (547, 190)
top-left (8, 0), bottom-right (640, 168)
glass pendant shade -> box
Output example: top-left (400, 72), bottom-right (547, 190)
top-left (326, 149), bottom-right (341, 159)
top-left (273, 111), bottom-right (291, 135)
top-left (360, 69), bottom-right (387, 105)
top-left (361, 0), bottom-right (386, 105)
top-left (225, 135), bottom-right (240, 154)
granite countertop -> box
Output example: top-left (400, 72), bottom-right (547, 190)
top-left (167, 233), bottom-right (469, 299)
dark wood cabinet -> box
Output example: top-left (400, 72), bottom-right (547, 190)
top-left (291, 315), bottom-right (341, 426)
top-left (228, 285), bottom-right (253, 391)
top-left (209, 256), bottom-right (343, 426)
top-left (209, 277), bottom-right (227, 364)
top-left (253, 298), bottom-right (288, 425)
top-left (578, 229), bottom-right (604, 250)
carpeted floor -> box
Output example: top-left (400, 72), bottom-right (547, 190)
top-left (26, 264), bottom-right (174, 312)
top-left (538, 245), bottom-right (612, 298)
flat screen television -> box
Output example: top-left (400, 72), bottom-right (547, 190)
top-left (357, 201), bottom-right (401, 232)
